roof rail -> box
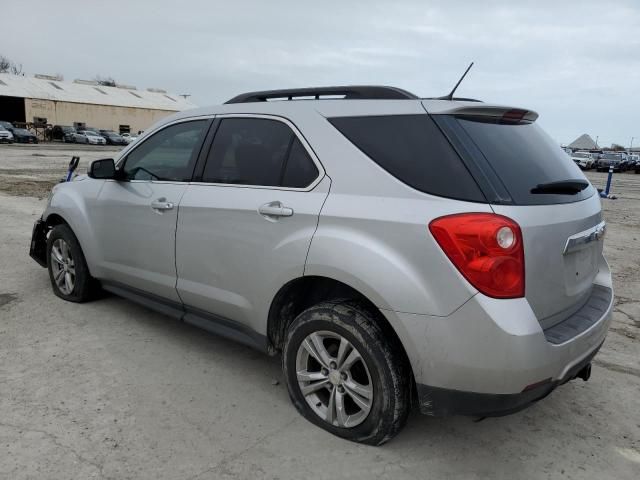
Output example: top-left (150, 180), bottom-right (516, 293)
top-left (225, 85), bottom-right (419, 104)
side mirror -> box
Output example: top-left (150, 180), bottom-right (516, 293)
top-left (88, 158), bottom-right (116, 179)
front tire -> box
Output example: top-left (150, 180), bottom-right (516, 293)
top-left (283, 300), bottom-right (411, 445)
top-left (46, 224), bottom-right (97, 302)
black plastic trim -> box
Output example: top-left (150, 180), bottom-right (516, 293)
top-left (543, 285), bottom-right (612, 344)
top-left (101, 280), bottom-right (268, 352)
top-left (191, 118), bottom-right (221, 182)
top-left (432, 114), bottom-right (514, 204)
top-left (29, 218), bottom-right (48, 267)
top-left (415, 340), bottom-right (603, 417)
top-left (183, 305), bottom-right (269, 352)
top-left (225, 85), bottom-right (419, 104)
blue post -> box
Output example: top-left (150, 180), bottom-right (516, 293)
top-left (604, 166), bottom-right (613, 196)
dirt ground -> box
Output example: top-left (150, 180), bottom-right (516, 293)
top-left (0, 144), bottom-right (122, 198)
top-left (0, 144), bottom-right (638, 479)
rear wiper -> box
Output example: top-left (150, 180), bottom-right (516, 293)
top-left (530, 179), bottom-right (589, 195)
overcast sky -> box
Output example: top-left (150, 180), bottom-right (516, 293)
top-left (4, 0), bottom-right (639, 146)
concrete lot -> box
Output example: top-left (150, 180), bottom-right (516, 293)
top-left (0, 144), bottom-right (639, 479)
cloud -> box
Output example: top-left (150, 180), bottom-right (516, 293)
top-left (2, 0), bottom-right (639, 146)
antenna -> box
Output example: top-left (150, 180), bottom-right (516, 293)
top-left (440, 62), bottom-right (474, 100)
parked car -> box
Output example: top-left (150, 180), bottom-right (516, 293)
top-left (619, 153), bottom-right (635, 172)
top-left (52, 125), bottom-right (77, 142)
top-left (0, 120), bottom-right (15, 132)
top-left (69, 130), bottom-right (107, 145)
top-left (98, 130), bottom-right (127, 145)
top-left (29, 85), bottom-right (612, 445)
top-left (571, 151), bottom-right (595, 169)
top-left (597, 153), bottom-right (624, 172)
top-left (0, 125), bottom-right (14, 143)
top-left (120, 132), bottom-right (138, 144)
top-left (12, 128), bottom-right (38, 144)
top-left (627, 154), bottom-right (640, 173)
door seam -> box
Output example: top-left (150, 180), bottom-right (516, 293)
top-left (303, 174), bottom-right (332, 276)
top-left (173, 185), bottom-right (191, 306)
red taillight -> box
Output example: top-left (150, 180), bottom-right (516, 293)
top-left (429, 213), bottom-right (525, 299)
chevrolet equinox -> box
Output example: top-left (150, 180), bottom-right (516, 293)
top-left (30, 86), bottom-right (613, 445)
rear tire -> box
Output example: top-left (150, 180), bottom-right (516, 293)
top-left (282, 300), bottom-right (411, 445)
top-left (46, 224), bottom-right (97, 302)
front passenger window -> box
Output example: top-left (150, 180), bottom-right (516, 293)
top-left (123, 120), bottom-right (208, 181)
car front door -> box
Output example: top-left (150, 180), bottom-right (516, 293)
top-left (92, 118), bottom-right (211, 302)
top-left (176, 115), bottom-right (329, 336)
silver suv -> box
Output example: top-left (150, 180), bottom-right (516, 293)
top-left (30, 86), bottom-right (613, 445)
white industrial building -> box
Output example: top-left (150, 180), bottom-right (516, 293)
top-left (0, 73), bottom-right (195, 135)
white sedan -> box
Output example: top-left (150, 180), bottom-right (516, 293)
top-left (69, 130), bottom-right (106, 145)
top-left (121, 133), bottom-right (138, 144)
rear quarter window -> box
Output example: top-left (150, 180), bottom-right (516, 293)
top-left (437, 116), bottom-right (595, 205)
top-left (328, 114), bottom-right (486, 202)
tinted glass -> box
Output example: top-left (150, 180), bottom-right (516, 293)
top-left (453, 117), bottom-right (594, 205)
top-left (329, 115), bottom-right (485, 202)
top-left (202, 118), bottom-right (292, 186)
top-left (123, 120), bottom-right (207, 181)
top-left (282, 138), bottom-right (319, 188)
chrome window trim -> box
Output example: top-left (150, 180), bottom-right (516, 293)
top-left (189, 113), bottom-right (326, 192)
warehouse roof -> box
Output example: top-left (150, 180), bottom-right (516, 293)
top-left (0, 73), bottom-right (195, 111)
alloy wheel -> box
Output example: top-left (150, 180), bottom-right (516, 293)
top-left (50, 238), bottom-right (75, 295)
top-left (295, 330), bottom-right (373, 428)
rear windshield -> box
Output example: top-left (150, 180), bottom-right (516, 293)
top-left (436, 116), bottom-right (595, 205)
top-left (328, 114), bottom-right (485, 202)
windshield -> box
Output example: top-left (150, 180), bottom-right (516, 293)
top-left (602, 153), bottom-right (621, 160)
top-left (435, 115), bottom-right (595, 205)
top-left (84, 131), bottom-right (99, 136)
top-left (14, 129), bottom-right (29, 134)
top-left (573, 153), bottom-right (589, 158)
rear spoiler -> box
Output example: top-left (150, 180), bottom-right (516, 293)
top-left (422, 101), bottom-right (539, 122)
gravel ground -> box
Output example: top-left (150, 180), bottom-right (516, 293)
top-left (0, 144), bottom-right (639, 479)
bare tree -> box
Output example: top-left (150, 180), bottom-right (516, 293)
top-left (94, 75), bottom-right (117, 87)
top-left (10, 62), bottom-right (23, 75)
top-left (0, 55), bottom-right (12, 73)
top-left (0, 55), bottom-right (23, 75)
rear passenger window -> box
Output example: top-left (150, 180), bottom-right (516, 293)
top-left (329, 115), bottom-right (485, 202)
top-left (202, 118), bottom-right (317, 188)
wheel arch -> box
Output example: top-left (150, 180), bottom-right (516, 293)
top-left (267, 275), bottom-right (415, 385)
top-left (43, 199), bottom-right (98, 277)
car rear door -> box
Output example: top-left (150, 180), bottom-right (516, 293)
top-left (92, 118), bottom-right (212, 302)
top-left (175, 115), bottom-right (329, 336)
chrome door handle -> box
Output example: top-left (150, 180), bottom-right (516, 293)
top-left (258, 201), bottom-right (294, 218)
top-left (151, 199), bottom-right (174, 211)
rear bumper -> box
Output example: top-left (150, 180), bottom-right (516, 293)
top-left (381, 258), bottom-right (613, 416)
top-left (415, 340), bottom-right (602, 417)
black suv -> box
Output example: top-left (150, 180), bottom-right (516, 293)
top-left (51, 125), bottom-right (77, 142)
